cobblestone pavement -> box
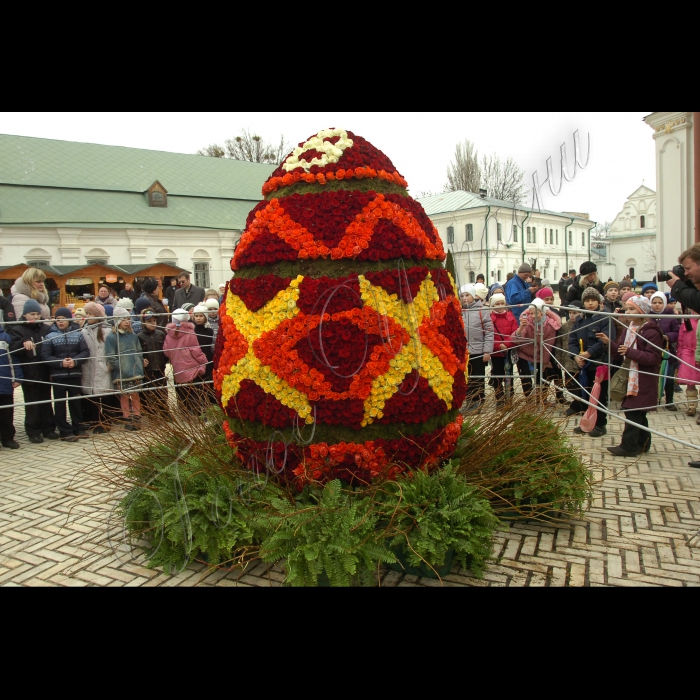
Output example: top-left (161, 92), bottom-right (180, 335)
top-left (1, 391), bottom-right (700, 587)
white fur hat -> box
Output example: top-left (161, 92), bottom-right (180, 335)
top-left (459, 284), bottom-right (476, 298)
top-left (489, 293), bottom-right (506, 306)
top-left (116, 297), bottom-right (134, 310)
top-left (192, 304), bottom-right (208, 315)
top-left (473, 283), bottom-right (488, 300)
top-left (530, 298), bottom-right (546, 311)
top-left (205, 298), bottom-right (220, 311)
top-left (172, 309), bottom-right (189, 324)
top-left (650, 291), bottom-right (667, 306)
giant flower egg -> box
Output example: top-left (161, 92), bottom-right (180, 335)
top-left (213, 129), bottom-right (467, 487)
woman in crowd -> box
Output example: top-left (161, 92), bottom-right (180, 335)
top-left (11, 268), bottom-right (51, 321)
top-left (41, 307), bottom-right (90, 442)
top-left (460, 284), bottom-right (494, 407)
top-left (95, 285), bottom-right (118, 308)
top-left (8, 301), bottom-right (57, 443)
top-left (80, 302), bottom-right (116, 434)
top-left (105, 307), bottom-right (144, 431)
top-left (163, 308), bottom-right (208, 412)
top-left (598, 296), bottom-right (663, 457)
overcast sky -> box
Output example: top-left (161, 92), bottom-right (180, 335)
top-left (0, 112), bottom-right (654, 224)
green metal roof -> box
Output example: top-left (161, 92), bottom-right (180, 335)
top-left (0, 133), bottom-right (275, 231)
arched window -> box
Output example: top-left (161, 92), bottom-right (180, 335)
top-left (629, 267), bottom-right (635, 279)
top-left (640, 215), bottom-right (646, 229)
top-left (469, 271), bottom-right (475, 283)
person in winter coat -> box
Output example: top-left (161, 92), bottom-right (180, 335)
top-left (105, 307), bottom-right (144, 430)
top-left (0, 319), bottom-right (23, 449)
top-left (95, 285), bottom-right (118, 308)
top-left (205, 298), bottom-right (220, 345)
top-left (603, 282), bottom-right (623, 315)
top-left (41, 307), bottom-right (90, 441)
top-left (555, 300), bottom-right (584, 398)
top-left (11, 268), bottom-right (51, 321)
top-left (641, 283), bottom-right (658, 299)
top-left (119, 283), bottom-right (137, 303)
top-left (650, 290), bottom-right (680, 411)
top-left (567, 287), bottom-right (610, 437)
top-left (598, 296), bottom-right (663, 456)
top-left (163, 309), bottom-right (208, 412)
top-left (8, 300), bottom-right (58, 443)
top-left (505, 263), bottom-right (537, 322)
top-left (173, 272), bottom-right (206, 310)
top-left (460, 285), bottom-right (494, 406)
top-left (675, 311), bottom-right (700, 420)
top-left (115, 297), bottom-right (142, 334)
top-left (566, 261), bottom-right (605, 305)
top-left (488, 293), bottom-right (517, 405)
top-left (0, 294), bottom-right (17, 327)
top-left (137, 309), bottom-right (168, 414)
top-left (139, 277), bottom-right (169, 328)
top-left (534, 287), bottom-right (566, 402)
top-left (80, 302), bottom-right (117, 434)
top-left (512, 298), bottom-right (562, 400)
top-left (192, 304), bottom-right (216, 403)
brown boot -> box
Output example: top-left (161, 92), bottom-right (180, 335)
top-left (687, 388), bottom-right (698, 417)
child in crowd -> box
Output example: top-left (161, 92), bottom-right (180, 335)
top-left (555, 300), bottom-right (584, 399)
top-left (8, 300), bottom-right (58, 443)
top-left (567, 287), bottom-right (609, 437)
top-left (193, 304), bottom-right (215, 402)
top-left (512, 297), bottom-right (562, 401)
top-left (73, 307), bottom-right (87, 328)
top-left (598, 296), bottom-right (663, 457)
top-left (205, 298), bottom-right (220, 344)
top-left (488, 293), bottom-right (517, 405)
top-left (164, 308), bottom-right (208, 412)
top-left (603, 282), bottom-right (623, 314)
top-left (619, 280), bottom-right (632, 296)
top-left (650, 290), bottom-right (680, 411)
top-left (676, 310), bottom-right (700, 420)
top-left (641, 283), bottom-right (658, 299)
top-left (80, 302), bottom-right (117, 434)
top-left (105, 307), bottom-right (144, 431)
top-left (460, 284), bottom-right (494, 407)
top-left (41, 307), bottom-right (90, 442)
top-left (137, 309), bottom-right (167, 414)
top-left (0, 317), bottom-right (23, 449)
top-left (535, 287), bottom-right (566, 402)
top-left (116, 297), bottom-right (141, 333)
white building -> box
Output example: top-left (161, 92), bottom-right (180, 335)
top-left (643, 112), bottom-right (696, 271)
top-left (0, 134), bottom-right (274, 295)
top-left (417, 190), bottom-right (594, 289)
top-left (596, 185), bottom-right (657, 283)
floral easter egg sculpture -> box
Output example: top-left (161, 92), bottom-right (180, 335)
top-left (214, 129), bottom-right (467, 487)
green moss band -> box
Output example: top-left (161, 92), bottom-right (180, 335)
top-left (265, 178), bottom-right (409, 201)
top-left (234, 258), bottom-right (446, 281)
top-left (225, 408), bottom-right (460, 445)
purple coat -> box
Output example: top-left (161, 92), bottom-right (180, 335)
top-left (611, 320), bottom-right (663, 411)
top-left (656, 307), bottom-right (680, 346)
top-left (676, 317), bottom-right (700, 386)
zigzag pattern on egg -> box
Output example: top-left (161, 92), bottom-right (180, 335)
top-left (213, 128), bottom-right (468, 487)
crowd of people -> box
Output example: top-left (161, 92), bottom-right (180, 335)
top-left (460, 256), bottom-right (700, 462)
top-left (0, 268), bottom-right (226, 450)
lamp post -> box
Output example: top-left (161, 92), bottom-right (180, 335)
top-left (544, 257), bottom-right (550, 276)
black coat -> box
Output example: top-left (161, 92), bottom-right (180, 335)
top-left (0, 295), bottom-right (17, 325)
top-left (671, 278), bottom-right (700, 314)
top-left (8, 320), bottom-right (52, 383)
top-left (568, 310), bottom-right (610, 362)
top-left (40, 321), bottom-right (90, 380)
top-left (138, 328), bottom-right (167, 374)
top-left (194, 325), bottom-right (214, 380)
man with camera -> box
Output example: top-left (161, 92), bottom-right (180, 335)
top-left (663, 244), bottom-right (700, 313)
top-left (663, 243), bottom-right (700, 469)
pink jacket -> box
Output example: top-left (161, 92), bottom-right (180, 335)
top-left (511, 308), bottom-right (561, 366)
top-left (163, 321), bottom-right (207, 384)
top-left (676, 317), bottom-right (700, 386)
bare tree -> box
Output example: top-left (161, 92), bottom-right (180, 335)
top-left (591, 221), bottom-right (613, 240)
top-left (480, 154), bottom-right (526, 203)
top-left (445, 139), bottom-right (481, 193)
top-left (643, 242), bottom-right (657, 273)
top-left (196, 128), bottom-right (291, 165)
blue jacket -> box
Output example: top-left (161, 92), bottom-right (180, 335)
top-left (40, 321), bottom-right (89, 380)
top-left (105, 329), bottom-right (144, 386)
top-left (0, 327), bottom-right (24, 395)
top-left (505, 275), bottom-right (533, 321)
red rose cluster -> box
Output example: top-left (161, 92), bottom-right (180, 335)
top-left (229, 275), bottom-right (293, 312)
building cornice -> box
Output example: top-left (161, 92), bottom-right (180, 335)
top-left (644, 111), bottom-right (692, 138)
